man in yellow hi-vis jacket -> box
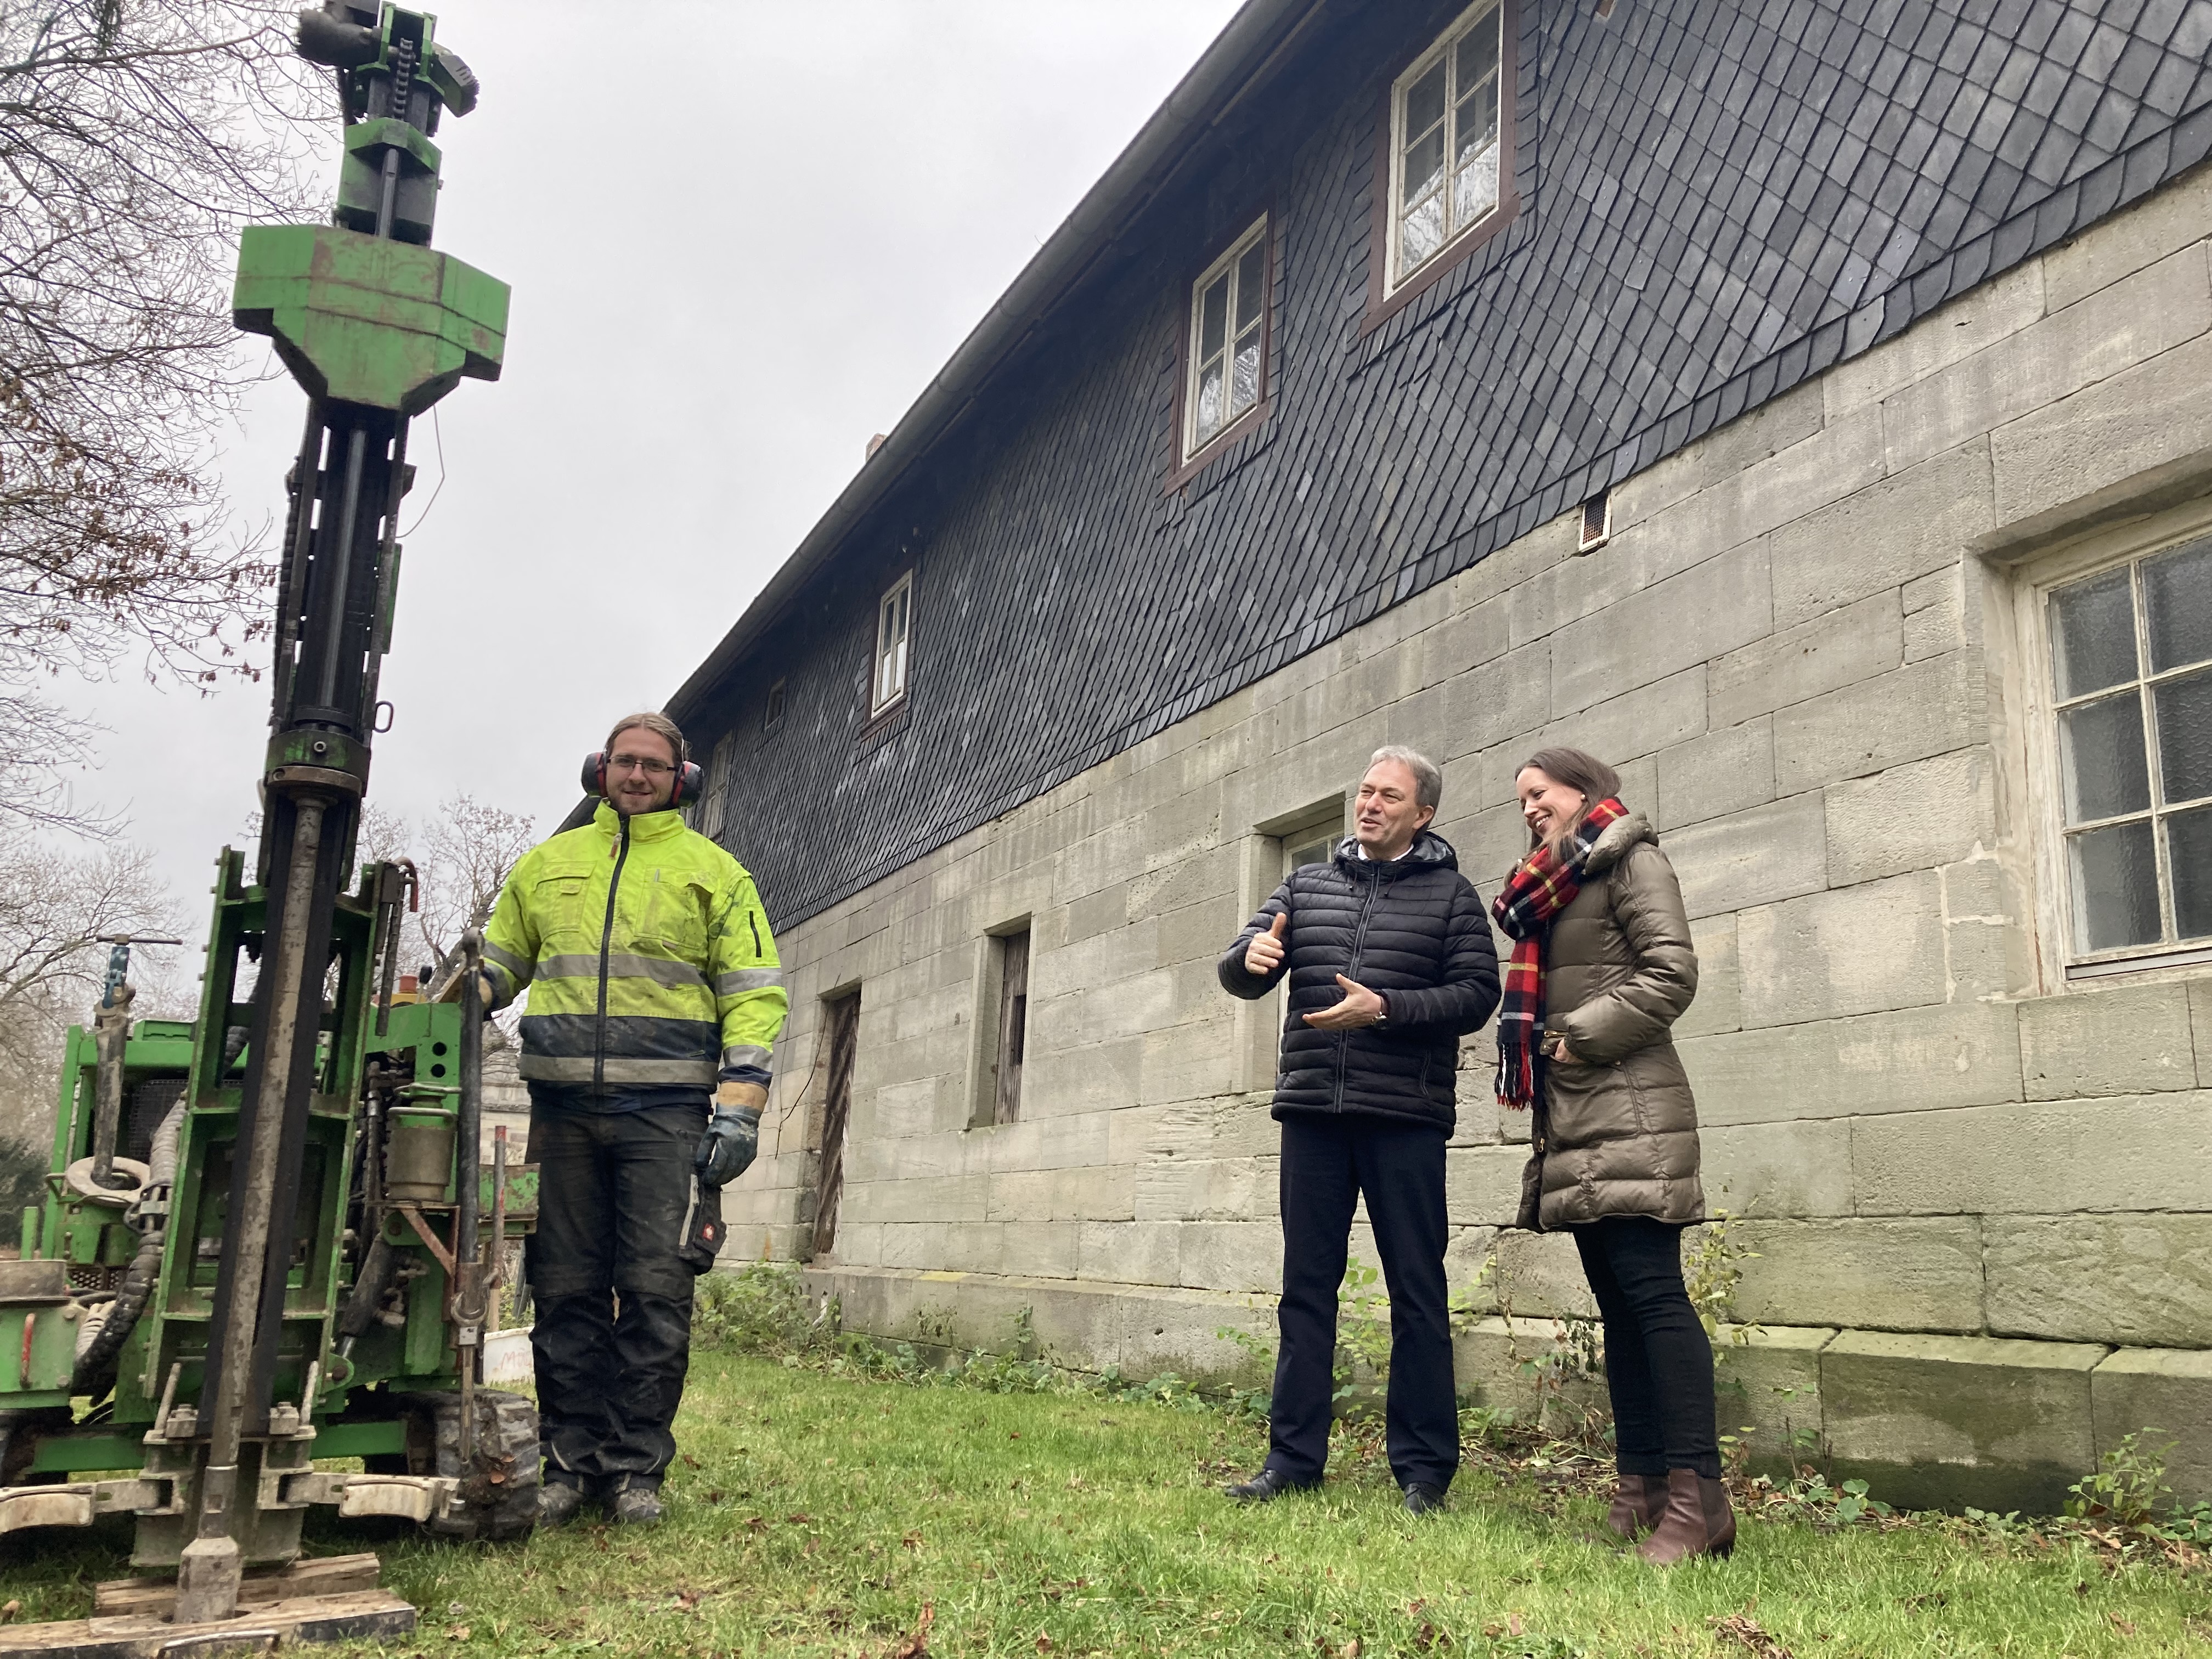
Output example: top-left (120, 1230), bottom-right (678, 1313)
top-left (466, 709), bottom-right (787, 1528)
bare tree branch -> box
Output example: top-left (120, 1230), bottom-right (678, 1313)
top-left (0, 2), bottom-right (325, 830)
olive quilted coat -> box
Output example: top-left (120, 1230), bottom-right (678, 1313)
top-left (1516, 812), bottom-right (1705, 1229)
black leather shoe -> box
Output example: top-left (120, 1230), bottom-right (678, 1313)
top-left (1224, 1467), bottom-right (1306, 1503)
top-left (1403, 1482), bottom-right (1447, 1516)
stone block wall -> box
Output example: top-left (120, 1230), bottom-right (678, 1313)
top-left (735, 166), bottom-right (2212, 1509)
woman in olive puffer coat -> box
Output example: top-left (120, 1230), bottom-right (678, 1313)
top-left (1491, 746), bottom-right (1731, 1565)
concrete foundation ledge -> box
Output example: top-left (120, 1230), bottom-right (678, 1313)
top-left (788, 1264), bottom-right (2212, 1513)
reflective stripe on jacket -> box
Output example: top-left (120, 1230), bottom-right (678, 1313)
top-left (482, 801), bottom-right (788, 1091)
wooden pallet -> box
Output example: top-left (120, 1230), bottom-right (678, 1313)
top-left (0, 1555), bottom-right (413, 1657)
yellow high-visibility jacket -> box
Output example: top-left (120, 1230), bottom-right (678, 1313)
top-left (482, 802), bottom-right (787, 1093)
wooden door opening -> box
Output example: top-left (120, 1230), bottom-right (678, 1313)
top-left (811, 990), bottom-right (860, 1259)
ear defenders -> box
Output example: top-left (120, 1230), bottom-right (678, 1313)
top-left (581, 751), bottom-right (705, 807)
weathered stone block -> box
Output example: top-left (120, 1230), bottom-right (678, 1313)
top-left (1118, 1282), bottom-right (1276, 1385)
top-left (1537, 665), bottom-right (1709, 769)
top-left (1492, 1229), bottom-right (1596, 1319)
top-left (1902, 567), bottom-right (1963, 663)
top-left (1444, 1225), bottom-right (1500, 1306)
top-left (2045, 168), bottom-right (2212, 310)
top-left (1177, 1221), bottom-right (1282, 1294)
top-left (1737, 871), bottom-right (1946, 1027)
top-left (1549, 541), bottom-right (1773, 718)
top-left (1675, 913), bottom-right (1741, 1039)
top-left (1985, 1214), bottom-right (2212, 1348)
top-left (1654, 718), bottom-right (1776, 832)
top-left (1450, 1316), bottom-right (1607, 1429)
top-left (1698, 1119), bottom-right (1852, 1218)
top-left (1441, 641), bottom-right (1551, 762)
top-left (1709, 590), bottom-right (1903, 729)
top-left (1769, 442), bottom-right (1993, 630)
top-left (1824, 748), bottom-right (1993, 887)
top-left (1726, 1216), bottom-right (1984, 1331)
top-left (1711, 1323), bottom-right (1833, 1476)
top-left (1884, 246), bottom-right (2212, 472)
top-left (1851, 1093), bottom-right (2212, 1216)
top-left (1133, 1155), bottom-right (1277, 1222)
top-left (1682, 999), bottom-right (2021, 1125)
top-left (1444, 1144), bottom-right (1526, 1226)
top-left (2093, 1347), bottom-right (2212, 1506)
top-left (1664, 792), bottom-right (1828, 920)
top-left (1772, 654), bottom-right (1977, 793)
top-left (1825, 261), bottom-right (2045, 415)
top-left (1993, 328), bottom-right (2212, 528)
top-left (1821, 1330), bottom-right (2107, 1513)
top-left (1078, 1219), bottom-right (1180, 1286)
top-left (2019, 983), bottom-right (2197, 1100)
top-left (2196, 978), bottom-right (2212, 1087)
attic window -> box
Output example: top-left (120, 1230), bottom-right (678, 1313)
top-left (872, 573), bottom-right (911, 714)
top-left (1183, 216), bottom-right (1271, 460)
top-left (764, 678), bottom-right (786, 731)
top-left (1387, 0), bottom-right (1506, 292)
top-left (1578, 489), bottom-right (1611, 553)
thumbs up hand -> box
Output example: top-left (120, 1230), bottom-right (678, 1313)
top-left (1245, 910), bottom-right (1289, 977)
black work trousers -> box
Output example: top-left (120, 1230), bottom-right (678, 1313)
top-left (526, 1101), bottom-right (709, 1493)
top-left (1268, 1116), bottom-right (1457, 1493)
top-left (1571, 1216), bottom-right (1721, 1480)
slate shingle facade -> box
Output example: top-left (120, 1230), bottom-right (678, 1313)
top-left (679, 0), bottom-right (2212, 934)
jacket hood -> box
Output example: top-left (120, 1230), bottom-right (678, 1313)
top-left (1581, 811), bottom-right (1655, 877)
top-left (591, 800), bottom-right (690, 843)
top-left (1334, 828), bottom-right (1459, 874)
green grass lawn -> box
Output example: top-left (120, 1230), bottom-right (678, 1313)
top-left (4, 1353), bottom-right (2210, 1657)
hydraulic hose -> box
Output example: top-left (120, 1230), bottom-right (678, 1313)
top-left (70, 1100), bottom-right (184, 1393)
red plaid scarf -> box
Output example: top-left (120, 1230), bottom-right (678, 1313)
top-left (1489, 797), bottom-right (1629, 1107)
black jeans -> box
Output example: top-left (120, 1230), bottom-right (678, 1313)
top-left (1268, 1116), bottom-right (1457, 1493)
top-left (1572, 1216), bottom-right (1720, 1480)
top-left (527, 1100), bottom-right (709, 1493)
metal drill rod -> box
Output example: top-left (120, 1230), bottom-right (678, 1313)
top-left (172, 795), bottom-right (330, 1626)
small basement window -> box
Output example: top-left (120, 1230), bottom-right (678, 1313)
top-left (1184, 216), bottom-right (1269, 459)
top-left (1578, 489), bottom-right (1611, 553)
top-left (2044, 533), bottom-right (2212, 968)
top-left (872, 573), bottom-right (911, 714)
top-left (1388, 0), bottom-right (1506, 292)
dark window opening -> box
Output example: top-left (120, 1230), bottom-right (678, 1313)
top-left (765, 678), bottom-right (787, 731)
top-left (811, 990), bottom-right (859, 1259)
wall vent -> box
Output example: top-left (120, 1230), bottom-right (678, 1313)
top-left (1577, 489), bottom-right (1612, 553)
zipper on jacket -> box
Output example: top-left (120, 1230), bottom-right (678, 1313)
top-left (1333, 862), bottom-right (1384, 1114)
top-left (595, 814), bottom-right (633, 1092)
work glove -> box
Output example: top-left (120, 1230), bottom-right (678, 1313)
top-left (696, 1081), bottom-right (766, 1188)
top-left (436, 968), bottom-right (497, 1010)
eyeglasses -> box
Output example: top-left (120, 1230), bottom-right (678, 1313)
top-left (607, 754), bottom-right (675, 776)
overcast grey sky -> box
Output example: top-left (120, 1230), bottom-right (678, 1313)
top-left (57, 1), bottom-right (1244, 918)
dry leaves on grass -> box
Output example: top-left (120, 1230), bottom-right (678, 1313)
top-left (1711, 1609), bottom-right (1793, 1659)
top-left (1480, 1613), bottom-right (1525, 1638)
top-left (883, 1600), bottom-right (934, 1658)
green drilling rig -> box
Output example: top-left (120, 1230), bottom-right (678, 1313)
top-left (0, 5), bottom-right (531, 1646)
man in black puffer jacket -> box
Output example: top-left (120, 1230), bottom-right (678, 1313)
top-left (1217, 746), bottom-right (1500, 1513)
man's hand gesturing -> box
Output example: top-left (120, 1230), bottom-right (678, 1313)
top-left (1245, 911), bottom-right (1289, 977)
top-left (1305, 974), bottom-right (1386, 1030)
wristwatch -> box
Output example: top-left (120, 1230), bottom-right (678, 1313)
top-left (1373, 994), bottom-right (1390, 1030)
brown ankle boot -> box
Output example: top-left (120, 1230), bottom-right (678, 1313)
top-left (1637, 1468), bottom-right (1725, 1564)
top-left (1698, 1473), bottom-right (1736, 1558)
top-left (1605, 1473), bottom-right (1660, 1539)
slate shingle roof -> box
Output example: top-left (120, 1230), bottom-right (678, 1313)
top-left (682, 0), bottom-right (2212, 933)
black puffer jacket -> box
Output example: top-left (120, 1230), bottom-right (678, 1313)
top-left (1219, 831), bottom-right (1500, 1133)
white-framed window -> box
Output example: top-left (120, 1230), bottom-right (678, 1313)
top-left (1184, 216), bottom-right (1269, 459)
top-left (1387, 0), bottom-right (1505, 292)
top-left (2037, 532), bottom-right (2212, 970)
top-left (871, 573), bottom-right (910, 714)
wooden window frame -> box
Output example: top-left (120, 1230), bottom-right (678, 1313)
top-left (1232, 796), bottom-right (1347, 1093)
top-left (1165, 209), bottom-right (1277, 493)
top-left (2015, 510), bottom-right (2212, 984)
top-left (967, 918), bottom-right (1033, 1129)
top-left (870, 571), bottom-right (912, 718)
top-left (764, 677), bottom-right (787, 732)
top-left (1361, 0), bottom-right (1521, 337)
